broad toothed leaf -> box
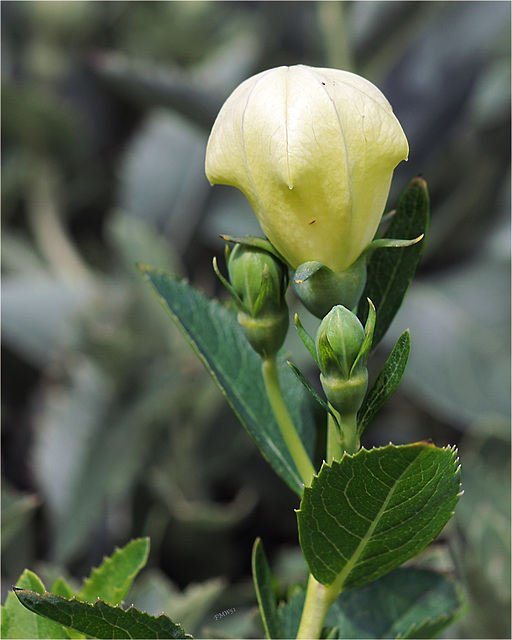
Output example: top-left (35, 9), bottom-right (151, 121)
top-left (14, 589), bottom-right (191, 640)
top-left (297, 443), bottom-right (461, 591)
top-left (75, 538), bottom-right (150, 606)
top-left (1, 571), bottom-right (70, 639)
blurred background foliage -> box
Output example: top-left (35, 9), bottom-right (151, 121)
top-left (1, 1), bottom-right (510, 638)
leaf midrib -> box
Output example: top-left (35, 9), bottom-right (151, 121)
top-left (329, 451), bottom-right (420, 593)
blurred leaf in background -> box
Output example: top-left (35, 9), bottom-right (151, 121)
top-left (2, 2), bottom-right (510, 638)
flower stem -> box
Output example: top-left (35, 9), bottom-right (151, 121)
top-left (261, 356), bottom-right (316, 487)
top-left (327, 408), bottom-right (359, 461)
top-left (339, 411), bottom-right (359, 454)
top-left (296, 573), bottom-right (340, 639)
top-left (327, 410), bottom-right (342, 461)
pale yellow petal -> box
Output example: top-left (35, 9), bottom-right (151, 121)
top-left (205, 64), bottom-right (409, 272)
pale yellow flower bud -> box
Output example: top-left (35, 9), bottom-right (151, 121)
top-left (205, 65), bottom-right (409, 274)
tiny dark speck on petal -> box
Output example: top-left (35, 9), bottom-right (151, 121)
top-left (321, 82), bottom-right (325, 86)
top-left (309, 220), bottom-right (316, 225)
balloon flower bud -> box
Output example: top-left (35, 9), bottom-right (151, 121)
top-left (316, 305), bottom-right (371, 416)
top-left (220, 243), bottom-right (289, 358)
top-left (205, 65), bottom-right (409, 316)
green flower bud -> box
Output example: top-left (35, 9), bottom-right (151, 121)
top-left (316, 305), bottom-right (369, 416)
top-left (224, 244), bottom-right (289, 357)
top-left (227, 244), bottom-right (284, 314)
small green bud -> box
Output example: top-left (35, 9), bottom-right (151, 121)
top-left (227, 244), bottom-right (285, 315)
top-left (316, 305), bottom-right (368, 416)
top-left (224, 243), bottom-right (289, 357)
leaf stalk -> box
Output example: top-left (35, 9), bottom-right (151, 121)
top-left (296, 573), bottom-right (340, 639)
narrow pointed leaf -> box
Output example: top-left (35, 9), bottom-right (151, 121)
top-left (75, 538), bottom-right (150, 606)
top-left (140, 266), bottom-right (315, 495)
top-left (297, 443), bottom-right (461, 591)
top-left (359, 177), bottom-right (430, 348)
top-left (14, 590), bottom-right (191, 640)
top-left (251, 538), bottom-right (283, 640)
top-left (325, 568), bottom-right (466, 639)
top-left (357, 331), bottom-right (411, 435)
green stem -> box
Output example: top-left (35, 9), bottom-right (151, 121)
top-left (327, 410), bottom-right (342, 462)
top-left (339, 411), bottom-right (359, 454)
top-left (327, 408), bottom-right (359, 461)
top-left (296, 573), bottom-right (340, 639)
top-left (261, 356), bottom-right (316, 487)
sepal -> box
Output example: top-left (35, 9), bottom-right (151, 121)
top-left (212, 256), bottom-right (243, 310)
top-left (294, 314), bottom-right (319, 367)
top-left (351, 299), bottom-right (376, 376)
top-left (292, 256), bottom-right (367, 318)
top-left (360, 234), bottom-right (424, 257)
top-left (220, 234), bottom-right (286, 263)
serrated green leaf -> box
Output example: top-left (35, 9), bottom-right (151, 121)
top-left (297, 443), bottom-right (461, 591)
top-left (359, 177), bottom-right (430, 348)
top-left (140, 266), bottom-right (315, 495)
top-left (51, 578), bottom-right (76, 599)
top-left (251, 538), bottom-right (283, 639)
top-left (14, 589), bottom-right (192, 640)
top-left (357, 330), bottom-right (411, 436)
top-left (1, 571), bottom-right (70, 639)
top-left (50, 579), bottom-right (86, 640)
top-left (75, 538), bottom-right (150, 606)
top-left (325, 567), bottom-right (466, 639)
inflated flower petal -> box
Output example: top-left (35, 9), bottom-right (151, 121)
top-left (205, 65), bottom-right (408, 273)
